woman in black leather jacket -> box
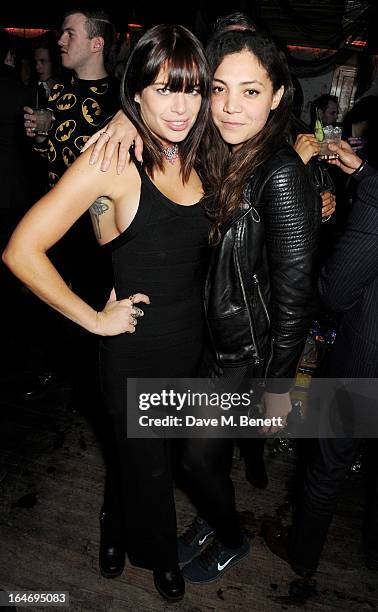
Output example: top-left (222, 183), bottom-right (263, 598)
top-left (179, 29), bottom-right (320, 584)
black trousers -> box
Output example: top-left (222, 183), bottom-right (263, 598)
top-left (291, 437), bottom-right (378, 572)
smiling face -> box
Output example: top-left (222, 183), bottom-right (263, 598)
top-left (211, 49), bottom-right (284, 150)
top-left (134, 65), bottom-right (202, 145)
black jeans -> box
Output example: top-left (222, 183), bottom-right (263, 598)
top-left (181, 436), bottom-right (243, 548)
top-left (180, 353), bottom-right (263, 549)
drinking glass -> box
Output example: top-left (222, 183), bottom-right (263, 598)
top-left (318, 126), bottom-right (342, 160)
top-left (33, 109), bottom-right (53, 136)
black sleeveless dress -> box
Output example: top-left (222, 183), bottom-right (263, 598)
top-left (99, 163), bottom-right (210, 569)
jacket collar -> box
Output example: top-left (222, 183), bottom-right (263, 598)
top-left (219, 175), bottom-right (261, 236)
top-left (219, 138), bottom-right (289, 237)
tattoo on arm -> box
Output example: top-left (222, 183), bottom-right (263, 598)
top-left (90, 197), bottom-right (110, 239)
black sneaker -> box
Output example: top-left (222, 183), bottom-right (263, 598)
top-left (178, 516), bottom-right (215, 565)
top-left (182, 537), bottom-right (250, 583)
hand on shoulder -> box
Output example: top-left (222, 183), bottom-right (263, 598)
top-left (80, 110), bottom-right (143, 174)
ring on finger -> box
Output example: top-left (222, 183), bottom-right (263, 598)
top-left (130, 316), bottom-right (137, 326)
top-left (102, 131), bottom-right (111, 141)
top-left (128, 294), bottom-right (135, 304)
top-left (132, 306), bottom-right (144, 318)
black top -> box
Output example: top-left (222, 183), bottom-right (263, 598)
top-left (101, 164), bottom-right (211, 366)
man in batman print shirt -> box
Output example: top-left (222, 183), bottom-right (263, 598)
top-left (25, 8), bottom-right (119, 189)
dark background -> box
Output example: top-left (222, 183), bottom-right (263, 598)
top-left (0, 1), bottom-right (376, 51)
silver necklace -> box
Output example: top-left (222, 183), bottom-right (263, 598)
top-left (162, 143), bottom-right (179, 164)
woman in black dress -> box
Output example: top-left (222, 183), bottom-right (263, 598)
top-left (3, 24), bottom-right (211, 602)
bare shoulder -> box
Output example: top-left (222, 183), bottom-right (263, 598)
top-left (84, 147), bottom-right (141, 244)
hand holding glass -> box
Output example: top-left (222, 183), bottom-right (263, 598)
top-left (32, 109), bottom-right (53, 136)
top-left (318, 126), bottom-right (342, 160)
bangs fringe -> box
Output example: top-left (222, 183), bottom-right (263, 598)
top-left (163, 56), bottom-right (202, 93)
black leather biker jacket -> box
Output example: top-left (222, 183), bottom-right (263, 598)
top-left (204, 141), bottom-right (321, 393)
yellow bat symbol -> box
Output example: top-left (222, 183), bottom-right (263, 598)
top-left (47, 139), bottom-right (56, 163)
top-left (57, 93), bottom-right (77, 111)
top-left (62, 146), bottom-right (76, 167)
top-left (82, 98), bottom-right (102, 125)
top-left (55, 119), bottom-right (76, 142)
top-left (74, 135), bottom-right (90, 151)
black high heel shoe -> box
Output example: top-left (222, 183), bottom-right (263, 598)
top-left (153, 566), bottom-right (185, 602)
top-left (99, 510), bottom-right (126, 578)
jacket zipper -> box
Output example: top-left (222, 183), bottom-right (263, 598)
top-left (253, 273), bottom-right (270, 326)
top-left (235, 237), bottom-right (260, 364)
top-left (253, 273), bottom-right (273, 381)
top-left (264, 337), bottom-right (275, 382)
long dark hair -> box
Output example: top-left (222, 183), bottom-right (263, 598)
top-left (120, 24), bottom-right (211, 181)
top-left (201, 30), bottom-right (293, 242)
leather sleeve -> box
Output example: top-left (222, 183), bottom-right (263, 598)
top-left (260, 159), bottom-right (320, 392)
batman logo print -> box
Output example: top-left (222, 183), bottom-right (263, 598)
top-left (55, 119), bottom-right (76, 142)
top-left (62, 146), bottom-right (76, 167)
top-left (47, 140), bottom-right (57, 163)
top-left (89, 83), bottom-right (109, 95)
top-left (57, 93), bottom-right (77, 111)
top-left (49, 83), bottom-right (65, 101)
top-left (82, 98), bottom-right (102, 125)
top-left (74, 135), bottom-right (90, 151)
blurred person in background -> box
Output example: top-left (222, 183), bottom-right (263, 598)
top-left (263, 139), bottom-right (378, 576)
top-left (0, 29), bottom-right (38, 356)
top-left (33, 37), bottom-right (62, 105)
top-left (310, 93), bottom-right (339, 129)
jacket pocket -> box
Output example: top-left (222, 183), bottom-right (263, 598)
top-left (208, 307), bottom-right (260, 367)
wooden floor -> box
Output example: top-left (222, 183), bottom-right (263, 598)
top-left (1, 362), bottom-right (377, 612)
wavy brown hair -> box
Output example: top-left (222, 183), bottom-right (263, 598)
top-left (120, 24), bottom-right (211, 182)
top-left (200, 30), bottom-right (293, 243)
